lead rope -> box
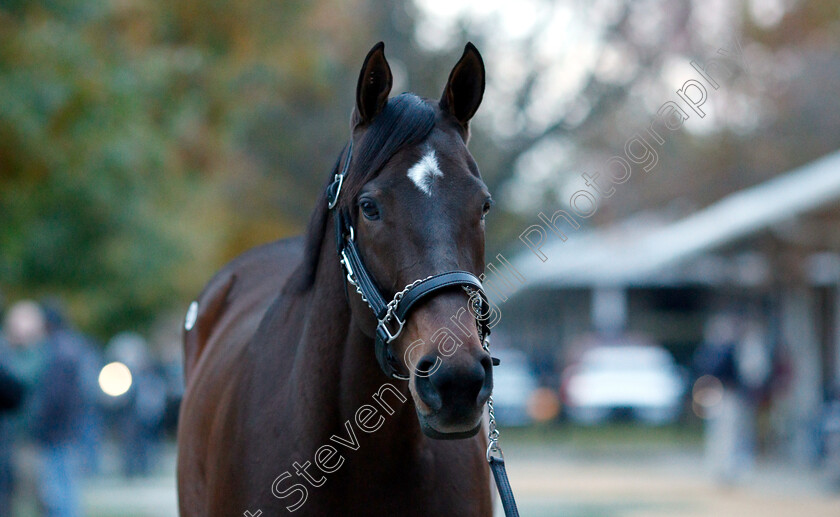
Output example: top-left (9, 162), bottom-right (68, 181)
top-left (465, 287), bottom-right (520, 517)
top-left (485, 391), bottom-right (519, 517)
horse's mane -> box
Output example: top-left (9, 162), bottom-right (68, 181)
top-left (284, 93), bottom-right (437, 293)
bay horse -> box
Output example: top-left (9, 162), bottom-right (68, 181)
top-left (178, 42), bottom-right (497, 516)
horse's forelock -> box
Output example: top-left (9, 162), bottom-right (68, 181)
top-left (341, 93), bottom-right (436, 204)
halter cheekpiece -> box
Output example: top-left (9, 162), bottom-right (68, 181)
top-left (326, 140), bottom-right (493, 380)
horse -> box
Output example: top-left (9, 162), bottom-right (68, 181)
top-left (177, 42), bottom-right (497, 517)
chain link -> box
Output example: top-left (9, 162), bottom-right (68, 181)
top-left (463, 285), bottom-right (504, 462)
top-left (486, 394), bottom-right (502, 461)
top-left (380, 275), bottom-right (436, 330)
top-left (462, 285), bottom-right (487, 346)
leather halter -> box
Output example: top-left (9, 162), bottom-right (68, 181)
top-left (325, 138), bottom-right (520, 517)
top-left (326, 141), bottom-right (492, 379)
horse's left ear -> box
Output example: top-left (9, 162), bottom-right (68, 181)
top-left (355, 42), bottom-right (393, 126)
top-left (440, 42), bottom-right (485, 132)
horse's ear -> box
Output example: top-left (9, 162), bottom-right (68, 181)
top-left (440, 42), bottom-right (485, 131)
top-left (355, 42), bottom-right (393, 126)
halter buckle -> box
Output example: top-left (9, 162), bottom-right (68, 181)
top-left (327, 173), bottom-right (345, 209)
top-left (376, 314), bottom-right (405, 343)
top-left (327, 141), bottom-right (353, 210)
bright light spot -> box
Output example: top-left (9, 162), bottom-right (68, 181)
top-left (99, 362), bottom-right (133, 397)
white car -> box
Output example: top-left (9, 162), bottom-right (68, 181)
top-left (561, 345), bottom-right (686, 426)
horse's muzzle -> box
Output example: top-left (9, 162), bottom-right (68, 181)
top-left (413, 351), bottom-right (492, 439)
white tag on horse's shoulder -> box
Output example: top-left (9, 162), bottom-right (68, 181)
top-left (184, 301), bottom-right (199, 331)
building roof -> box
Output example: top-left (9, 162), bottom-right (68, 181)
top-left (509, 149), bottom-right (840, 290)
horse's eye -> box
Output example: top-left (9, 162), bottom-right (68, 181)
top-left (481, 199), bottom-right (493, 220)
top-left (359, 199), bottom-right (380, 221)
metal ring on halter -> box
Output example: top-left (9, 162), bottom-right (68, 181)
top-left (376, 314), bottom-right (405, 343)
top-left (326, 141), bottom-right (353, 209)
top-left (327, 173), bottom-right (344, 209)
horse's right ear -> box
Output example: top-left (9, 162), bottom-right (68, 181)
top-left (354, 42), bottom-right (393, 126)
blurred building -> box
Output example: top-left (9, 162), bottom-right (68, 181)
top-left (503, 149), bottom-right (840, 464)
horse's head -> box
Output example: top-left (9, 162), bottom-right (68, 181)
top-left (340, 43), bottom-right (492, 439)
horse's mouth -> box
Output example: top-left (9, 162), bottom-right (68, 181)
top-left (417, 411), bottom-right (482, 440)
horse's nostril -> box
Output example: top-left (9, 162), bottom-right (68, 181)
top-left (416, 356), bottom-right (439, 377)
top-left (414, 355), bottom-right (443, 411)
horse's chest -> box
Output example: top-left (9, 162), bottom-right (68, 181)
top-left (328, 447), bottom-right (491, 516)
top-left (256, 444), bottom-right (491, 517)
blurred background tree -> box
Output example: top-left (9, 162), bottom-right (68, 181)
top-left (1, 0), bottom-right (838, 337)
top-left (416, 0), bottom-right (840, 227)
top-left (0, 0), bottom-right (423, 336)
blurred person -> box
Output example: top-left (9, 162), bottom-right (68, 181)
top-left (3, 301), bottom-right (49, 389)
top-left (5, 300), bottom-right (87, 517)
top-left (30, 305), bottom-right (87, 517)
top-left (42, 300), bottom-right (104, 476)
top-left (732, 320), bottom-right (773, 467)
top-left (3, 301), bottom-right (49, 516)
top-left (106, 332), bottom-right (166, 477)
top-left (693, 313), bottom-right (769, 485)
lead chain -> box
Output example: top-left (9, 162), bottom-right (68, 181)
top-left (463, 285), bottom-right (503, 462)
top-left (462, 285), bottom-right (487, 348)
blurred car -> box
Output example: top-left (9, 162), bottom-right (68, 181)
top-left (491, 349), bottom-right (539, 426)
top-left (561, 345), bottom-right (686, 426)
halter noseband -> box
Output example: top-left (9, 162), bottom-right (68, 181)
top-left (326, 141), bottom-right (492, 379)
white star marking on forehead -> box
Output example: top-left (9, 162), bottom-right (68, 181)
top-left (407, 148), bottom-right (443, 196)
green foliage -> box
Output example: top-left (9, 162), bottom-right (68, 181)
top-left (0, 0), bottom-right (461, 338)
top-left (1, 2), bottom-right (213, 335)
top-left (0, 0), bottom-right (368, 336)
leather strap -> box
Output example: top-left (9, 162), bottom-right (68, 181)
top-left (392, 271), bottom-right (483, 322)
top-left (489, 457), bottom-right (520, 517)
top-left (338, 221), bottom-right (388, 318)
top-left (372, 270), bottom-right (489, 379)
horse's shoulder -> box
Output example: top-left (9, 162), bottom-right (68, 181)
top-left (182, 236), bottom-right (304, 380)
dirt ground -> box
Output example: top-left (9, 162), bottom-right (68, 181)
top-left (502, 443), bottom-right (840, 517)
top-left (78, 432), bottom-right (840, 517)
